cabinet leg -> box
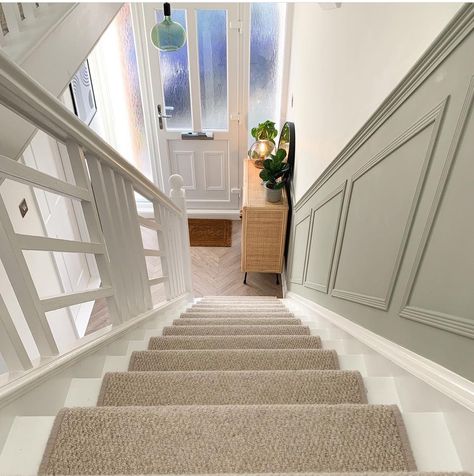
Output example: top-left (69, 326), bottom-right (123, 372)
top-left (276, 273), bottom-right (280, 285)
top-left (243, 272), bottom-right (248, 285)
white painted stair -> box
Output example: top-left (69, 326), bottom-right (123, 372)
top-left (0, 297), bottom-right (471, 475)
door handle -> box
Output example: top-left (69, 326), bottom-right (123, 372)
top-left (157, 104), bottom-right (172, 130)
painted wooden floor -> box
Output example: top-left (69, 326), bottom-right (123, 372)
top-left (86, 220), bottom-right (282, 334)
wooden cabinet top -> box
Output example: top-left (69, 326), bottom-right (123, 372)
top-left (242, 159), bottom-right (289, 210)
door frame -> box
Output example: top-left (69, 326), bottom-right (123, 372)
top-left (131, 2), bottom-right (293, 218)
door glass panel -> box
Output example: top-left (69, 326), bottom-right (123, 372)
top-left (86, 4), bottom-right (152, 179)
top-left (156, 9), bottom-right (192, 130)
top-left (248, 3), bottom-right (286, 146)
top-left (197, 9), bottom-right (228, 131)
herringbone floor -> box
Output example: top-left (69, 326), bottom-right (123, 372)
top-left (191, 221), bottom-right (283, 297)
top-left (86, 220), bottom-right (282, 334)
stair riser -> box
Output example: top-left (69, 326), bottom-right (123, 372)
top-left (147, 335), bottom-right (323, 350)
top-left (163, 325), bottom-right (311, 336)
top-left (181, 312), bottom-right (295, 318)
top-left (173, 318), bottom-right (302, 326)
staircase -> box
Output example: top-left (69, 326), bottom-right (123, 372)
top-left (0, 296), bottom-right (469, 475)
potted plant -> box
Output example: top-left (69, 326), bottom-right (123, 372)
top-left (251, 120), bottom-right (278, 143)
top-left (259, 148), bottom-right (289, 203)
top-left (248, 120), bottom-right (279, 168)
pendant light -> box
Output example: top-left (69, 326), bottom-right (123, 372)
top-left (151, 3), bottom-right (187, 52)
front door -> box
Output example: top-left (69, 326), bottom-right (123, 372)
top-left (142, 3), bottom-right (241, 211)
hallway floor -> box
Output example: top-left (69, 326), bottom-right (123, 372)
top-left (190, 220), bottom-right (283, 298)
top-left (86, 220), bottom-right (282, 335)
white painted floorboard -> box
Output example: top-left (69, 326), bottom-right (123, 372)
top-left (0, 297), bottom-right (470, 475)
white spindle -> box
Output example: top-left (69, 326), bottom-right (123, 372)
top-left (163, 208), bottom-right (178, 299)
top-left (153, 201), bottom-right (171, 300)
top-left (66, 143), bottom-right (122, 325)
top-left (1, 4), bottom-right (21, 35)
top-left (0, 198), bottom-right (58, 356)
top-left (84, 155), bottom-right (130, 321)
top-left (120, 177), bottom-right (153, 312)
top-left (169, 174), bottom-right (193, 294)
top-left (0, 295), bottom-right (33, 371)
top-left (103, 168), bottom-right (143, 316)
top-left (21, 3), bottom-right (38, 22)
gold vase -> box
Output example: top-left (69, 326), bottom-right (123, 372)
top-left (248, 140), bottom-right (274, 169)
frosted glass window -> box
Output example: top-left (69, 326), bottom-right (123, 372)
top-left (248, 3), bottom-right (286, 146)
top-left (197, 10), bottom-right (228, 131)
top-left (87, 4), bottom-right (152, 180)
top-left (156, 9), bottom-right (192, 130)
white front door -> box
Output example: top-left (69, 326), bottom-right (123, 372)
top-left (142, 3), bottom-right (241, 211)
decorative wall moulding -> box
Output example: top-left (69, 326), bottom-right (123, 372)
top-left (329, 101), bottom-right (446, 311)
top-left (399, 76), bottom-right (474, 340)
top-left (294, 4), bottom-right (474, 213)
top-left (303, 181), bottom-right (346, 294)
top-left (288, 213), bottom-right (311, 285)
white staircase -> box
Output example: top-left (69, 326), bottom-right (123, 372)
top-left (0, 297), bottom-right (472, 475)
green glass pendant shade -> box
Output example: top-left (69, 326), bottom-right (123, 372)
top-left (151, 3), bottom-right (187, 52)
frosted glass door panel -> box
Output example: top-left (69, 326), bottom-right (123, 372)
top-left (156, 9), bottom-right (192, 130)
top-left (197, 9), bottom-right (228, 131)
top-left (248, 3), bottom-right (286, 145)
top-left (87, 4), bottom-right (152, 179)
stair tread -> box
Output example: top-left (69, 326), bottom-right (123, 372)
top-left (98, 370), bottom-right (366, 406)
top-left (163, 325), bottom-right (311, 336)
top-left (148, 335), bottom-right (322, 350)
top-left (174, 318), bottom-right (302, 326)
top-left (129, 349), bottom-right (339, 371)
top-left (39, 404), bottom-right (415, 475)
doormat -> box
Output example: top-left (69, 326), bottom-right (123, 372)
top-left (188, 219), bottom-right (232, 247)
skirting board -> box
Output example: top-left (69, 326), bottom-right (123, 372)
top-left (287, 292), bottom-right (474, 412)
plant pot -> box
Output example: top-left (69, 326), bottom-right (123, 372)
top-left (264, 184), bottom-right (282, 203)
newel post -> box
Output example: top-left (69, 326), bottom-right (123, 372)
top-left (169, 174), bottom-right (193, 294)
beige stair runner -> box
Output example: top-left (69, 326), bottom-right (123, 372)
top-left (39, 296), bottom-right (467, 476)
top-left (148, 335), bottom-right (323, 350)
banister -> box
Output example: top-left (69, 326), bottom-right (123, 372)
top-left (0, 49), bottom-right (181, 215)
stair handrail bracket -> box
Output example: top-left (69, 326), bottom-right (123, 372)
top-left (0, 49), bottom-right (193, 388)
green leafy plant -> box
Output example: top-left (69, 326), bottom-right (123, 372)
top-left (251, 120), bottom-right (278, 143)
top-left (259, 148), bottom-right (289, 190)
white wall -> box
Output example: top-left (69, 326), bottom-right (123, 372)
top-left (286, 2), bottom-right (461, 202)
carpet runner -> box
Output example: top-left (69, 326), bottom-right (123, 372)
top-left (38, 296), bottom-right (467, 475)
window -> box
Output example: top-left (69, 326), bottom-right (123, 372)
top-left (87, 4), bottom-right (152, 180)
top-left (155, 9), bottom-right (192, 130)
top-left (248, 3), bottom-right (287, 146)
top-left (197, 9), bottom-right (228, 130)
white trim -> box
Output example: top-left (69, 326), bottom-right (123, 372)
top-left (0, 295), bottom-right (191, 408)
top-left (187, 209), bottom-right (241, 220)
top-left (281, 264), bottom-right (288, 298)
top-left (287, 291), bottom-right (474, 412)
top-left (130, 3), bottom-right (164, 191)
top-left (137, 201), bottom-right (241, 220)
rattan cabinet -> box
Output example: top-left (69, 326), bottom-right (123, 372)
top-left (241, 159), bottom-right (288, 282)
